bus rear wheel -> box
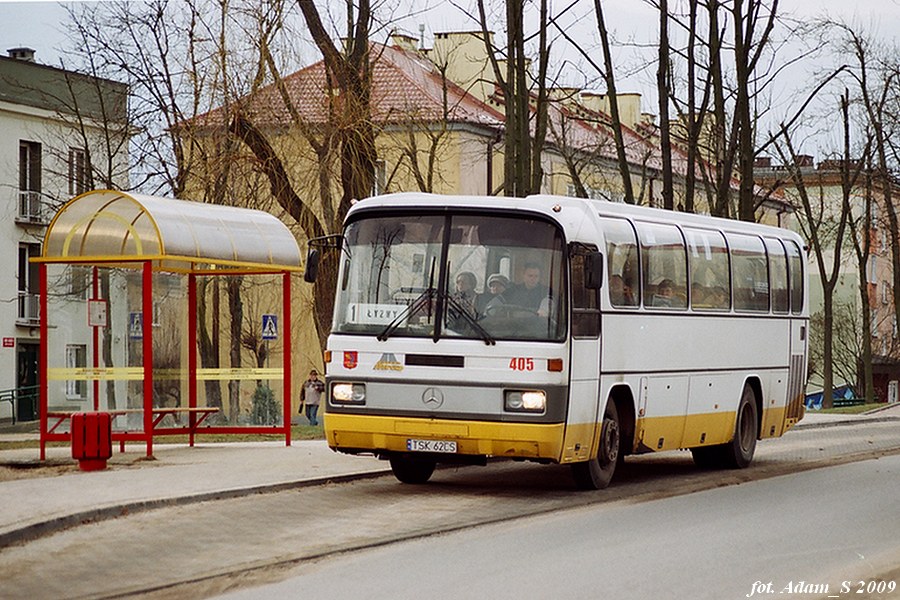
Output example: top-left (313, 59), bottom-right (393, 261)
top-left (691, 385), bottom-right (758, 469)
top-left (389, 454), bottom-right (436, 484)
top-left (572, 401), bottom-right (620, 490)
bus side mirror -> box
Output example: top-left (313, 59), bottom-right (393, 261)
top-left (304, 248), bottom-right (320, 283)
top-left (585, 252), bottom-right (603, 289)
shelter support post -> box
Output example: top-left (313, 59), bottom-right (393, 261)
top-left (39, 263), bottom-right (48, 461)
top-left (91, 267), bottom-right (100, 411)
top-left (188, 273), bottom-right (198, 447)
top-left (143, 260), bottom-right (153, 457)
top-left (283, 271), bottom-right (292, 447)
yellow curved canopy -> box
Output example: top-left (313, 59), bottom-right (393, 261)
top-left (40, 190), bottom-right (302, 272)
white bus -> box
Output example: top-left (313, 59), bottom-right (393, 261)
top-left (307, 193), bottom-right (808, 489)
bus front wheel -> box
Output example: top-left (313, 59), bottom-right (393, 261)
top-left (572, 401), bottom-right (620, 490)
top-left (389, 454), bottom-right (436, 484)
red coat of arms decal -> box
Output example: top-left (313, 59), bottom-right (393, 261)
top-left (343, 351), bottom-right (359, 369)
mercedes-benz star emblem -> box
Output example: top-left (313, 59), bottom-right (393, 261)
top-left (422, 387), bottom-right (444, 409)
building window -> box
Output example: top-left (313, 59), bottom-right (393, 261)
top-left (68, 147), bottom-right (89, 196)
top-left (18, 141), bottom-right (43, 221)
top-left (883, 282), bottom-right (891, 305)
top-left (17, 243), bottom-right (41, 323)
top-left (65, 344), bottom-right (87, 399)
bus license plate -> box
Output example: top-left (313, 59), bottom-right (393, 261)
top-left (407, 439), bottom-right (457, 453)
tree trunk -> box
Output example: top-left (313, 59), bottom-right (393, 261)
top-left (657, 0), bottom-right (674, 210)
top-left (227, 277), bottom-right (242, 423)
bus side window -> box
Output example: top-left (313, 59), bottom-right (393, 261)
top-left (728, 233), bottom-right (769, 312)
top-left (685, 227), bottom-right (730, 311)
top-left (599, 217), bottom-right (639, 308)
top-left (636, 221), bottom-right (688, 310)
top-left (786, 240), bottom-right (804, 314)
top-left (766, 238), bottom-right (789, 314)
top-left (571, 251), bottom-right (600, 337)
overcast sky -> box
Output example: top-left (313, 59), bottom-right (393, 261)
top-left (2, 0), bottom-right (898, 155)
top-left (2, 0), bottom-right (896, 68)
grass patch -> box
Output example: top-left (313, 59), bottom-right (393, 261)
top-left (816, 403), bottom-right (884, 415)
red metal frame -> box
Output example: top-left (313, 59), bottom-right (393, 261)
top-left (38, 261), bottom-right (295, 460)
top-left (92, 266), bottom-right (100, 411)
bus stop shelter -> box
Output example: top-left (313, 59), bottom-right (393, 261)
top-left (34, 190), bottom-right (303, 458)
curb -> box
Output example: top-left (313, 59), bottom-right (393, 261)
top-left (793, 415), bottom-right (900, 431)
top-left (0, 468), bottom-right (391, 550)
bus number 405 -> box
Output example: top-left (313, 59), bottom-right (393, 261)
top-left (509, 357), bottom-right (534, 371)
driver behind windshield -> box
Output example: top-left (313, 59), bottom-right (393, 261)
top-left (505, 262), bottom-right (552, 317)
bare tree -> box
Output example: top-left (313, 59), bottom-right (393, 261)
top-left (837, 23), bottom-right (900, 342)
top-left (592, 0), bottom-right (636, 204)
top-left (773, 91), bottom-right (862, 408)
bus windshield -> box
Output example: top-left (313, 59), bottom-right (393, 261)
top-left (333, 213), bottom-right (566, 342)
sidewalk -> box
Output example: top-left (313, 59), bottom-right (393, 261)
top-left (1, 404), bottom-right (898, 549)
top-left (0, 440), bottom-right (389, 548)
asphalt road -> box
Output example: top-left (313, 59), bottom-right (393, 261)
top-left (1, 419), bottom-right (898, 600)
top-left (221, 453), bottom-right (900, 600)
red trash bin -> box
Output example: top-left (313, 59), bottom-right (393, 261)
top-left (71, 412), bottom-right (112, 471)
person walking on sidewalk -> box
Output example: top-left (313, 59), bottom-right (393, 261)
top-left (301, 370), bottom-right (325, 426)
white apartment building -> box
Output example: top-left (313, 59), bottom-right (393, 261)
top-left (0, 48), bottom-right (129, 423)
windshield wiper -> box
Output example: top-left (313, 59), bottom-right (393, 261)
top-left (443, 292), bottom-right (496, 345)
top-left (377, 287), bottom-right (436, 341)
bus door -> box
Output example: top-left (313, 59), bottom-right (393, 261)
top-left (784, 320), bottom-right (806, 427)
top-left (563, 248), bottom-right (603, 463)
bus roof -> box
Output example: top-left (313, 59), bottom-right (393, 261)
top-left (348, 192), bottom-right (804, 246)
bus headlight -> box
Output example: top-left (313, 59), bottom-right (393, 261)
top-left (332, 383), bottom-right (366, 405)
top-left (505, 390), bottom-right (546, 413)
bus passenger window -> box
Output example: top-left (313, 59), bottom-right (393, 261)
top-left (766, 238), bottom-right (789, 314)
top-left (786, 240), bottom-right (804, 314)
top-left (599, 217), bottom-right (639, 307)
top-left (728, 233), bottom-right (769, 312)
top-left (637, 221), bottom-right (687, 310)
top-left (685, 228), bottom-right (730, 311)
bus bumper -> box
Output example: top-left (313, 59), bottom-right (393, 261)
top-left (325, 413), bottom-right (566, 462)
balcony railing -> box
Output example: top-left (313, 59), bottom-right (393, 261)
top-left (16, 292), bottom-right (40, 324)
top-left (16, 190), bottom-right (49, 224)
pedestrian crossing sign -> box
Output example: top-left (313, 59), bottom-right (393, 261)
top-left (262, 314), bottom-right (278, 340)
top-left (129, 312), bottom-right (143, 340)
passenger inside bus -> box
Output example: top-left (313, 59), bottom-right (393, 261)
top-left (476, 273), bottom-right (509, 315)
top-left (609, 274), bottom-right (635, 307)
top-left (652, 278), bottom-right (674, 306)
top-left (446, 271), bottom-right (478, 330)
top-left (451, 271), bottom-right (478, 318)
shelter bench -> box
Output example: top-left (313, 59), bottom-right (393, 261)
top-left (43, 407), bottom-right (221, 454)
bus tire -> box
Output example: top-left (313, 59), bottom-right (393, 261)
top-left (723, 385), bottom-right (758, 468)
top-left (572, 401), bottom-right (620, 490)
top-left (691, 385), bottom-right (758, 470)
top-left (389, 454), bottom-right (436, 484)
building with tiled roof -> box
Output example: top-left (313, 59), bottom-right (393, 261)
top-left (189, 29), bottom-right (789, 222)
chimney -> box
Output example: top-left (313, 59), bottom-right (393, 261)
top-left (7, 47), bottom-right (36, 62)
